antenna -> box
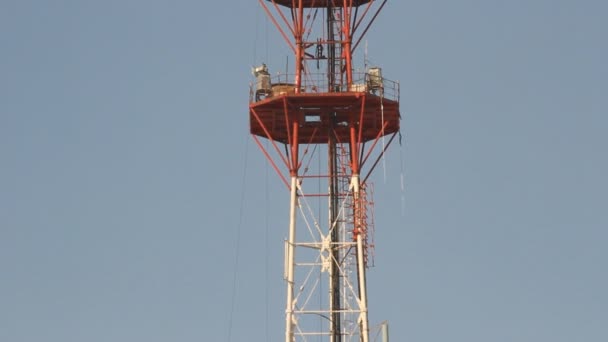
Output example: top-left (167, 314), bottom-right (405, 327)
top-left (365, 40), bottom-right (369, 70)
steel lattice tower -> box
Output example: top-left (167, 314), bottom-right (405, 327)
top-left (249, 1), bottom-right (399, 341)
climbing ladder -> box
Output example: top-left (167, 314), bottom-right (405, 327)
top-left (328, 7), bottom-right (344, 92)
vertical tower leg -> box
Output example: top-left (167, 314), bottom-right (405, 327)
top-left (329, 118), bottom-right (342, 342)
top-left (382, 322), bottom-right (390, 342)
top-left (352, 174), bottom-right (370, 342)
top-left (285, 175), bottom-right (298, 342)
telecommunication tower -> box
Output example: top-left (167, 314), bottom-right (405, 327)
top-left (249, 1), bottom-right (400, 341)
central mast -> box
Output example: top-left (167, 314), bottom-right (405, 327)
top-left (327, 4), bottom-right (342, 342)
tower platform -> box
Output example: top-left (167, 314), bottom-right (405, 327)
top-left (250, 92), bottom-right (400, 144)
top-left (270, 0), bottom-right (372, 8)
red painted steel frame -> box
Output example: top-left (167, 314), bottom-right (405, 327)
top-left (250, 94), bottom-right (399, 142)
top-left (270, 0), bottom-right (372, 7)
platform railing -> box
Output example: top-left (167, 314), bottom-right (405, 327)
top-left (251, 71), bottom-right (400, 103)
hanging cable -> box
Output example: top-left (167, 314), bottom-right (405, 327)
top-left (253, 3), bottom-right (260, 68)
top-left (399, 115), bottom-right (406, 217)
top-left (265, 5), bottom-right (270, 66)
top-left (226, 133), bottom-right (250, 342)
top-left (252, 5), bottom-right (270, 72)
top-left (380, 88), bottom-right (387, 183)
top-left (264, 139), bottom-right (270, 342)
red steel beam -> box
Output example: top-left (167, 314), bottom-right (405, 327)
top-left (352, 0), bottom-right (387, 53)
top-left (250, 107), bottom-right (292, 170)
top-left (252, 134), bottom-right (291, 189)
top-left (360, 119), bottom-right (390, 168)
top-left (362, 131), bottom-right (397, 184)
top-left (259, 0), bottom-right (296, 53)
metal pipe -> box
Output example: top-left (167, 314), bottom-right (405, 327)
top-left (342, 0), bottom-right (353, 87)
top-left (352, 174), bottom-right (369, 342)
top-left (295, 0), bottom-right (305, 92)
top-left (328, 114), bottom-right (341, 342)
top-left (381, 321), bottom-right (389, 342)
top-left (285, 176), bottom-right (298, 342)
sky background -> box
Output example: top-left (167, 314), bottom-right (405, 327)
top-left (1, 1), bottom-right (607, 342)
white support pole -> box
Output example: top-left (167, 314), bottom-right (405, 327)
top-left (285, 176), bottom-right (298, 342)
top-left (352, 174), bottom-right (370, 342)
top-left (381, 321), bottom-right (389, 342)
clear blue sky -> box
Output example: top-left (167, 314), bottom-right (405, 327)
top-left (1, 1), bottom-right (606, 341)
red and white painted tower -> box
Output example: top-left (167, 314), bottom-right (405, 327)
top-left (249, 1), bottom-right (399, 341)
